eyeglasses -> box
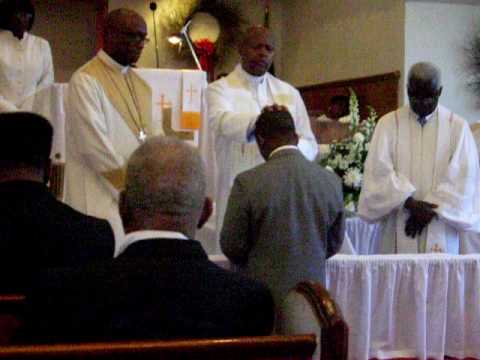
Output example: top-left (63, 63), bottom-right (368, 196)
top-left (119, 31), bottom-right (150, 44)
top-left (13, 12), bottom-right (33, 21)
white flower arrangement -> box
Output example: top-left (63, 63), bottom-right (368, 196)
top-left (320, 89), bottom-right (378, 212)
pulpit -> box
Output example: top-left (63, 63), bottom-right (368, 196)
top-left (135, 69), bottom-right (214, 199)
top-left (136, 69), bottom-right (216, 253)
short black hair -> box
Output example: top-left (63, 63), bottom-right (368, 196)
top-left (0, 112), bottom-right (53, 170)
top-left (0, 0), bottom-right (35, 31)
top-left (254, 109), bottom-right (296, 138)
top-left (330, 95), bottom-right (349, 108)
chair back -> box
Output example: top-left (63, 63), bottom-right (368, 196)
top-left (276, 281), bottom-right (348, 360)
top-left (49, 162), bottom-right (65, 200)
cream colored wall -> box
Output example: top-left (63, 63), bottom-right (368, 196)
top-left (108, 0), bottom-right (283, 75)
top-left (32, 0), bottom-right (97, 83)
top-left (32, 0), bottom-right (404, 85)
top-left (278, 0), bottom-right (404, 87)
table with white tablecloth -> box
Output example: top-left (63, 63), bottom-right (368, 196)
top-left (341, 216), bottom-right (382, 255)
top-left (343, 216), bottom-right (480, 256)
top-left (326, 254), bottom-right (480, 360)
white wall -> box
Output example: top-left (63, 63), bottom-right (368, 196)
top-left (405, 1), bottom-right (480, 122)
top-left (33, 0), bottom-right (97, 82)
top-left (279, 1), bottom-right (404, 87)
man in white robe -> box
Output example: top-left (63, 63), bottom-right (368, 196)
top-left (206, 26), bottom-right (318, 249)
top-left (358, 62), bottom-right (480, 254)
top-left (459, 123), bottom-right (480, 253)
top-left (0, 0), bottom-right (54, 112)
top-left (65, 9), bottom-right (157, 253)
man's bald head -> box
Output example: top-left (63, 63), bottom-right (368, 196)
top-left (408, 62), bottom-right (442, 90)
top-left (407, 62), bottom-right (443, 118)
top-left (238, 26), bottom-right (275, 77)
top-left (104, 8), bottom-right (147, 66)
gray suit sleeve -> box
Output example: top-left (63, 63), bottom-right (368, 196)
top-left (326, 180), bottom-right (345, 258)
top-left (220, 176), bottom-right (252, 264)
top-left (327, 209), bottom-right (345, 258)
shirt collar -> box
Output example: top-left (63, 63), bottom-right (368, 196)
top-left (0, 30), bottom-right (29, 45)
top-left (410, 106), bottom-right (438, 123)
top-left (268, 145), bottom-right (299, 159)
top-left (116, 230), bottom-right (189, 257)
top-left (98, 49), bottom-right (130, 75)
top-left (236, 63), bottom-right (267, 87)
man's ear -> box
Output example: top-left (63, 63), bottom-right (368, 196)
top-left (293, 133), bottom-right (299, 146)
top-left (255, 133), bottom-right (265, 146)
top-left (197, 197), bottom-right (213, 229)
top-left (437, 86), bottom-right (443, 97)
top-left (44, 159), bottom-right (52, 185)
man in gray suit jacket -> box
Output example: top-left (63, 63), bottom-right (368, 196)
top-left (220, 106), bottom-right (345, 307)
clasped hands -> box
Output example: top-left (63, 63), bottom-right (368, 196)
top-left (403, 197), bottom-right (438, 238)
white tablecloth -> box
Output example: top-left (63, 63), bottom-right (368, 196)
top-left (326, 254), bottom-right (480, 360)
top-left (342, 217), bottom-right (382, 255)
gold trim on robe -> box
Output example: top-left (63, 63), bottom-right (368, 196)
top-left (80, 55), bottom-right (152, 191)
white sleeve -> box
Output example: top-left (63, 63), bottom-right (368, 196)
top-left (206, 82), bottom-right (257, 144)
top-left (293, 89), bottom-right (318, 160)
top-left (358, 116), bottom-right (416, 222)
top-left (67, 73), bottom-right (125, 174)
top-left (37, 40), bottom-right (54, 90)
top-left (424, 122), bottom-right (480, 231)
top-left (0, 96), bottom-right (18, 112)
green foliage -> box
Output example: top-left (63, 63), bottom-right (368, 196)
top-left (320, 90), bottom-right (378, 211)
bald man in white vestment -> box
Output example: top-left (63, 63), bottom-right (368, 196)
top-left (65, 9), bottom-right (157, 253)
top-left (358, 62), bottom-right (480, 254)
top-left (206, 27), bottom-right (318, 247)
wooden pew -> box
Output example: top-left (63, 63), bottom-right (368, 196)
top-left (0, 334), bottom-right (316, 360)
top-left (0, 294), bottom-right (25, 345)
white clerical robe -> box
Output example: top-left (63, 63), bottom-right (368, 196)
top-left (459, 123), bottom-right (480, 253)
top-left (358, 105), bottom-right (480, 254)
top-left (65, 50), bottom-right (160, 254)
top-left (0, 31), bottom-right (54, 112)
top-left (206, 64), bottom-right (318, 252)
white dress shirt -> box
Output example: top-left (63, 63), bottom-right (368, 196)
top-left (117, 230), bottom-right (189, 256)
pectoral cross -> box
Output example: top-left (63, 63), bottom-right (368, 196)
top-left (430, 244), bottom-right (444, 253)
top-left (157, 94), bottom-right (172, 109)
top-left (138, 130), bottom-right (147, 142)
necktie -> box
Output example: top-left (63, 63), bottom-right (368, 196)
top-left (418, 116), bottom-right (427, 127)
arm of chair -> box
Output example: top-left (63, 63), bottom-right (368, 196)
top-left (277, 281), bottom-right (348, 360)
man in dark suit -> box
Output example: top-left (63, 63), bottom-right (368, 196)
top-left (27, 136), bottom-right (274, 342)
top-left (0, 112), bottom-right (114, 293)
top-left (220, 107), bottom-right (345, 307)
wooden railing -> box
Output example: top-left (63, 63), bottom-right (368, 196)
top-left (299, 71), bottom-right (401, 120)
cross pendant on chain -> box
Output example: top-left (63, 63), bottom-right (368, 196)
top-left (139, 130), bottom-right (147, 142)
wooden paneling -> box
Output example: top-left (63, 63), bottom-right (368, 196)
top-left (299, 71), bottom-right (401, 120)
